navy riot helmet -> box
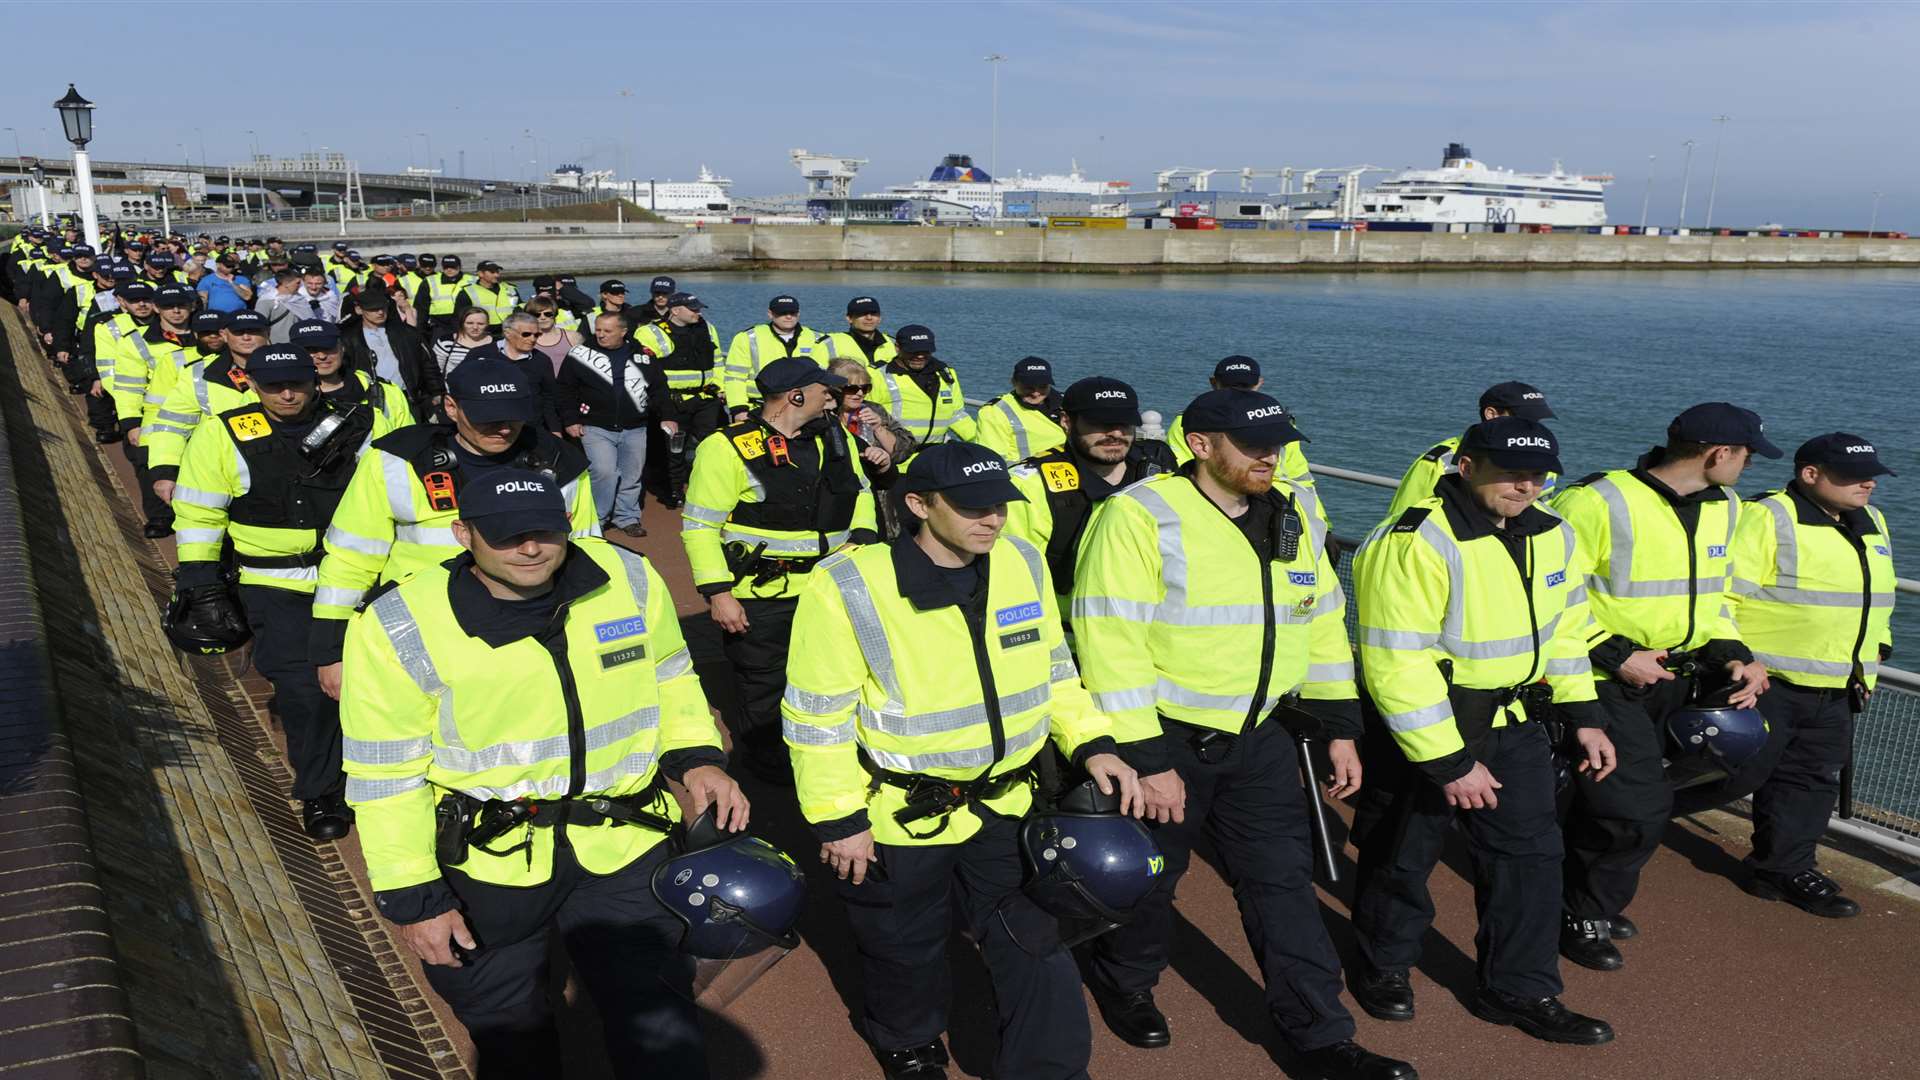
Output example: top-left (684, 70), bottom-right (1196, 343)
top-left (652, 810), bottom-right (807, 960)
top-left (1666, 698), bottom-right (1769, 791)
top-left (1021, 780), bottom-right (1163, 939)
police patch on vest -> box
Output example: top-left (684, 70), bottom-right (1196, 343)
top-left (995, 601), bottom-right (1043, 627)
top-left (1875, 545), bottom-right (1891, 556)
top-left (1040, 461), bottom-right (1080, 493)
top-left (1287, 571), bottom-right (1316, 587)
top-left (1707, 545), bottom-right (1727, 558)
top-left (226, 412), bottom-right (272, 441)
top-left (732, 430), bottom-right (767, 459)
top-left (1546, 570), bottom-right (1566, 587)
top-left (594, 615), bottom-right (647, 643)
top-left (999, 627), bottom-right (1041, 649)
top-left (599, 643), bottom-right (648, 669)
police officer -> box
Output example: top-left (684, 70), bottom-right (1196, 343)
top-left (461, 260), bottom-right (520, 334)
top-left (590, 278), bottom-right (638, 334)
top-left (651, 292), bottom-right (726, 507)
top-left (973, 356), bottom-right (1066, 463)
top-left (722, 294), bottom-right (831, 421)
top-left (173, 345), bottom-right (375, 839)
top-left (413, 254), bottom-right (474, 338)
top-left (341, 470), bottom-right (743, 1078)
top-left (1725, 433), bottom-right (1898, 918)
top-left (1386, 382), bottom-right (1560, 518)
top-left (145, 309), bottom-right (274, 509)
top-left (141, 309), bottom-right (229, 468)
top-left (1349, 418), bottom-right (1615, 1045)
top-left (109, 283), bottom-right (197, 537)
top-left (641, 274), bottom-right (676, 323)
top-left (1551, 402), bottom-right (1776, 969)
top-left (288, 318), bottom-right (414, 438)
top-left (782, 439), bottom-right (1140, 1080)
top-left (1072, 390), bottom-right (1413, 1080)
top-left (867, 325), bottom-right (978, 448)
top-left (1168, 356), bottom-right (1317, 495)
top-left (310, 359), bottom-right (599, 698)
top-left (827, 295), bottom-right (896, 367)
top-left (682, 357), bottom-right (877, 783)
top-left (1003, 377), bottom-right (1177, 610)
top-left (72, 263), bottom-right (141, 443)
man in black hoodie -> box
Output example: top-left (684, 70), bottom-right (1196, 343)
top-left (557, 312), bottom-right (671, 535)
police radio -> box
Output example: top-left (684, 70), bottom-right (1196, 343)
top-left (423, 471), bottom-right (458, 511)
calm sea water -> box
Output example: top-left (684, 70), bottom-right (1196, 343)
top-left (565, 268), bottom-right (1916, 640)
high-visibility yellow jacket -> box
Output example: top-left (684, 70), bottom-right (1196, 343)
top-left (326, 259), bottom-right (357, 294)
top-left (1730, 485), bottom-right (1897, 690)
top-left (973, 392), bottom-right (1066, 463)
top-left (1003, 442), bottom-right (1181, 604)
top-left (460, 281), bottom-right (520, 327)
top-left (870, 360), bottom-right (977, 447)
top-left (648, 319), bottom-right (727, 394)
top-left (630, 318), bottom-right (676, 362)
top-left (145, 353), bottom-right (261, 473)
top-left (722, 324), bottom-right (831, 411)
top-left (101, 315), bottom-right (161, 424)
top-left (142, 339), bottom-right (219, 440)
top-left (782, 535), bottom-right (1113, 846)
top-left (825, 329), bottom-right (897, 369)
top-left (681, 418), bottom-right (876, 601)
top-left (1071, 472), bottom-right (1355, 748)
top-left (1354, 477), bottom-right (1599, 777)
top-left (310, 425), bottom-right (598, 660)
top-left (1388, 434), bottom-right (1559, 521)
top-left (1552, 466), bottom-right (1743, 661)
top-left (173, 400), bottom-right (374, 592)
top-left (341, 540), bottom-right (721, 889)
top-left (421, 273), bottom-right (474, 317)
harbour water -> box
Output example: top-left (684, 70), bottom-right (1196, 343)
top-left (558, 267), bottom-right (1916, 638)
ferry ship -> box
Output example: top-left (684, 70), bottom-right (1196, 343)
top-left (886, 154), bottom-right (1132, 218)
top-left (1360, 143), bottom-right (1610, 227)
top-left (550, 164), bottom-right (734, 216)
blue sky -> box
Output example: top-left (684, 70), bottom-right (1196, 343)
top-left (8, 1), bottom-right (1916, 228)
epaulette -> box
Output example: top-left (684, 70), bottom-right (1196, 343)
top-left (1420, 443), bottom-right (1452, 462)
top-left (1559, 471), bottom-right (1608, 491)
top-left (355, 577), bottom-right (402, 613)
top-left (1389, 506), bottom-right (1433, 533)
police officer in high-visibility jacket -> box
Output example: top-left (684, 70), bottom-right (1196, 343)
top-left (1349, 418), bottom-right (1615, 1046)
top-left (1003, 378), bottom-right (1177, 613)
top-left (1071, 390), bottom-right (1413, 1080)
top-left (683, 357), bottom-right (877, 783)
top-left (341, 470), bottom-right (743, 1078)
top-left (868, 325), bottom-right (978, 448)
top-left (145, 308), bottom-right (274, 510)
top-left (460, 260), bottom-right (520, 334)
top-left (1386, 381), bottom-right (1561, 519)
top-left (826, 294), bottom-right (897, 368)
top-left (1726, 433), bottom-right (1898, 919)
top-left (115, 284), bottom-right (209, 537)
top-left (722, 294), bottom-right (831, 420)
top-left (652, 292), bottom-right (727, 507)
top-left (783, 440), bottom-right (1140, 1080)
top-left (310, 359), bottom-right (598, 699)
top-left (288, 319), bottom-right (414, 439)
top-left (1167, 356), bottom-right (1318, 499)
top-left (413, 254), bottom-right (474, 338)
top-left (1550, 402), bottom-right (1776, 970)
top-left (174, 346), bottom-right (375, 839)
top-left (973, 356), bottom-right (1066, 463)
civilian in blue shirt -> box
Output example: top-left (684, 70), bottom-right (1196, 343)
top-left (196, 254), bottom-right (255, 314)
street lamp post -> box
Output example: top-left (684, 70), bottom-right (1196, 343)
top-left (1678, 139), bottom-right (1696, 228)
top-left (1868, 191), bottom-right (1884, 240)
top-left (984, 53), bottom-right (1006, 217)
top-left (1704, 114), bottom-right (1730, 230)
top-left (53, 84), bottom-right (100, 250)
top-left (31, 165), bottom-right (50, 227)
top-left (417, 131), bottom-right (436, 211)
top-left (1640, 153), bottom-right (1655, 230)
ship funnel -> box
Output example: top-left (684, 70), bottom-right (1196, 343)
top-left (1443, 142), bottom-right (1472, 164)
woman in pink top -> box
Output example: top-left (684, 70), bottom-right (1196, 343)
top-left (526, 296), bottom-right (581, 376)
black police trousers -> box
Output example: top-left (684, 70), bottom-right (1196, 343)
top-left (239, 585), bottom-right (341, 801)
top-left (838, 808), bottom-right (1092, 1080)
top-left (1351, 714), bottom-right (1564, 1000)
top-left (1735, 680), bottom-right (1855, 876)
top-left (720, 596), bottom-right (798, 783)
top-left (1562, 676), bottom-right (1693, 920)
top-left (663, 392), bottom-right (724, 496)
top-left (1085, 718), bottom-right (1357, 1053)
top-left (425, 841), bottom-right (705, 1080)
top-left (123, 439), bottom-right (173, 528)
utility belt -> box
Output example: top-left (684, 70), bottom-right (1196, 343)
top-left (667, 384), bottom-right (720, 400)
top-left (234, 549), bottom-right (325, 570)
top-left (722, 539), bottom-right (826, 588)
top-left (1166, 691), bottom-right (1302, 765)
top-left (433, 781), bottom-right (674, 867)
top-left (861, 752), bottom-right (1038, 839)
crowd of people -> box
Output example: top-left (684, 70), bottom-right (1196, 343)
top-left (1, 221), bottom-right (1898, 1080)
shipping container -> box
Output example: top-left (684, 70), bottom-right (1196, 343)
top-left (1047, 216), bottom-right (1126, 229)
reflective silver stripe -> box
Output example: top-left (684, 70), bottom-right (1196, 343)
top-left (993, 398), bottom-right (1028, 459)
top-left (862, 718), bottom-right (1050, 773)
top-left (153, 408), bottom-right (198, 424)
top-left (1590, 574), bottom-right (1721, 598)
top-left (242, 565), bottom-right (318, 584)
top-left (824, 554), bottom-right (904, 707)
top-left (1751, 651), bottom-right (1879, 680)
top-left (747, 327), bottom-right (762, 370)
top-left (1307, 662), bottom-right (1355, 683)
top-left (681, 503), bottom-right (728, 526)
top-left (561, 478), bottom-right (596, 538)
top-left (1415, 518), bottom-right (1472, 653)
top-left (431, 706), bottom-right (660, 774)
top-left (127, 333), bottom-right (155, 371)
top-left (342, 734), bottom-right (432, 765)
top-left (174, 528), bottom-right (225, 545)
top-left (229, 437), bottom-right (252, 495)
top-left (172, 485), bottom-right (230, 508)
top-left (395, 525), bottom-right (457, 547)
top-left (1589, 476), bottom-right (1735, 599)
top-left (721, 529), bottom-right (845, 555)
top-left (1156, 677), bottom-right (1286, 716)
top-left (1050, 660), bottom-right (1078, 682)
top-left (656, 647), bottom-right (694, 680)
top-left (372, 591), bottom-right (462, 749)
top-left (1093, 686), bottom-right (1157, 712)
top-left (314, 585), bottom-right (364, 610)
top-left (1759, 496), bottom-right (1799, 586)
top-left (346, 775), bottom-right (425, 802)
top-left (1005, 534), bottom-right (1047, 598)
top-left (1545, 657), bottom-right (1592, 676)
top-left (858, 681), bottom-right (1052, 738)
top-left (1362, 627), bottom-right (1440, 651)
top-left (325, 525), bottom-right (392, 557)
top-left (785, 685), bottom-right (862, 714)
top-left (381, 451), bottom-right (415, 524)
top-left (1383, 699), bottom-right (1454, 734)
top-left (1565, 583), bottom-right (1589, 607)
top-left (615, 548), bottom-right (651, 613)
top-left (783, 715), bottom-right (857, 746)
top-left (462, 749), bottom-right (660, 802)
top-left (1073, 595), bottom-right (1158, 622)
top-left (193, 371), bottom-right (211, 414)
top-left (1752, 585), bottom-right (1895, 608)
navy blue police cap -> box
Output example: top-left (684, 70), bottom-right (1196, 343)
top-left (756, 356), bottom-right (846, 396)
top-left (227, 310), bottom-right (270, 334)
top-left (1213, 355), bottom-right (1261, 388)
top-left (898, 441), bottom-right (1027, 510)
top-left (290, 319), bottom-right (340, 349)
top-left (650, 275), bottom-right (676, 295)
top-left (1479, 381), bottom-right (1556, 420)
top-left (457, 469), bottom-right (571, 543)
top-left (1795, 432), bottom-right (1895, 478)
top-left (192, 311), bottom-right (229, 334)
top-left (1668, 402), bottom-right (1783, 458)
top-left (446, 358), bottom-right (539, 423)
top-left (1182, 389), bottom-right (1302, 448)
top-left (1062, 376), bottom-right (1142, 426)
top-left (1012, 356), bottom-right (1054, 388)
top-left (846, 295), bottom-right (881, 316)
top-left (767, 293), bottom-right (799, 315)
top-left (247, 345), bottom-right (318, 384)
top-left (1459, 416), bottom-right (1563, 473)
top-left (154, 283), bottom-right (196, 307)
top-left (896, 324), bottom-right (936, 354)
top-left (118, 282), bottom-right (155, 302)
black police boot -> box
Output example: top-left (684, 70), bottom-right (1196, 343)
top-left (1093, 988), bottom-right (1171, 1049)
top-left (1743, 868), bottom-right (1861, 918)
top-left (1297, 1039), bottom-right (1417, 1080)
top-left (95, 428), bottom-right (122, 444)
top-left (875, 1040), bottom-right (949, 1079)
top-left (143, 519), bottom-right (175, 539)
top-left (1608, 914), bottom-right (1639, 940)
top-left (1350, 967), bottom-right (1415, 1022)
top-left (1559, 914), bottom-right (1623, 971)
top-left (1470, 989), bottom-right (1615, 1045)
top-left (301, 797), bottom-right (353, 841)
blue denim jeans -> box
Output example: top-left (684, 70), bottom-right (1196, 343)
top-left (581, 424), bottom-right (648, 526)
